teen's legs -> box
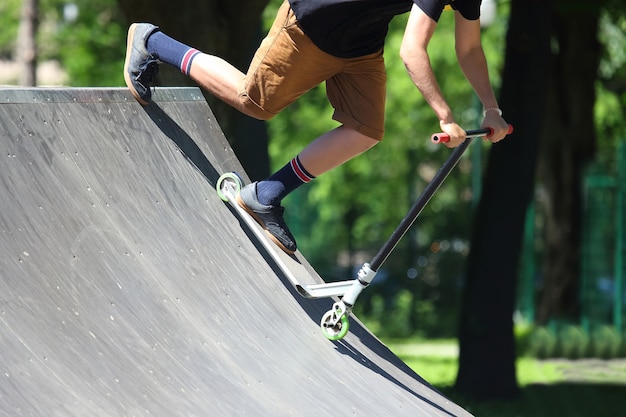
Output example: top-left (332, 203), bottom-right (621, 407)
top-left (256, 49), bottom-right (386, 206)
top-left (123, 2), bottom-right (384, 254)
top-left (255, 126), bottom-right (378, 207)
top-left (298, 126), bottom-right (378, 177)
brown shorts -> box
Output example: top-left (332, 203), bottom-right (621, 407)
top-left (238, 1), bottom-right (387, 141)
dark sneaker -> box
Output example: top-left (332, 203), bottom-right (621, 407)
top-left (236, 182), bottom-right (297, 255)
top-left (124, 23), bottom-right (160, 105)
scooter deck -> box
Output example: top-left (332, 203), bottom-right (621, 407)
top-left (218, 177), bottom-right (353, 299)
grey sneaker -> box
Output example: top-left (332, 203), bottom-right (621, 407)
top-left (124, 23), bottom-right (160, 105)
top-left (236, 182), bottom-right (297, 255)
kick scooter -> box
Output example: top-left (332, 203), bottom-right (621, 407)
top-left (217, 125), bottom-right (512, 340)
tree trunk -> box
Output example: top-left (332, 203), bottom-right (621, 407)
top-left (16, 0), bottom-right (39, 86)
top-left (455, 0), bottom-right (550, 400)
top-left (535, 1), bottom-right (601, 324)
top-left (117, 0), bottom-right (271, 179)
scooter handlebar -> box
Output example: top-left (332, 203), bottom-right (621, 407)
top-left (431, 124), bottom-right (514, 144)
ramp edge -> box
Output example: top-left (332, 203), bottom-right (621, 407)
top-left (0, 86), bottom-right (205, 104)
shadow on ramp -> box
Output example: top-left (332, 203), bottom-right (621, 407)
top-left (0, 87), bottom-right (472, 417)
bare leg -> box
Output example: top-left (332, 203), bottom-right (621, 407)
top-left (188, 54), bottom-right (379, 176)
top-left (187, 54), bottom-right (257, 117)
top-left (298, 126), bottom-right (379, 177)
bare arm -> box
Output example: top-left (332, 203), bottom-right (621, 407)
top-left (400, 4), bottom-right (466, 146)
top-left (400, 4), bottom-right (509, 146)
top-left (454, 13), bottom-right (509, 141)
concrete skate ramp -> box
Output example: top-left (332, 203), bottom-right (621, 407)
top-left (0, 87), bottom-right (471, 417)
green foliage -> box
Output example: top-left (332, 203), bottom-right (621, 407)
top-left (385, 289), bottom-right (414, 337)
top-left (47, 0), bottom-right (126, 86)
top-left (596, 10), bottom-right (626, 167)
top-left (1, 0), bottom-right (125, 86)
top-left (379, 321), bottom-right (626, 360)
top-left (514, 319), bottom-right (534, 358)
top-left (522, 325), bottom-right (625, 359)
top-left (590, 325), bottom-right (623, 358)
top-left (556, 325), bottom-right (590, 359)
top-left (526, 326), bottom-right (558, 359)
top-left (354, 279), bottom-right (458, 339)
top-left (0, 0), bottom-right (20, 59)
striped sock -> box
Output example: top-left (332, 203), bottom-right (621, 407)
top-left (257, 156), bottom-right (315, 206)
top-left (146, 31), bottom-right (201, 75)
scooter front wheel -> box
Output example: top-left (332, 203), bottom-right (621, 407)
top-left (320, 309), bottom-right (350, 341)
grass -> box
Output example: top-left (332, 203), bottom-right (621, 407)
top-left (385, 339), bottom-right (626, 417)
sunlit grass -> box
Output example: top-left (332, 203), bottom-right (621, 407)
top-left (384, 339), bottom-right (626, 417)
top-left (387, 340), bottom-right (564, 387)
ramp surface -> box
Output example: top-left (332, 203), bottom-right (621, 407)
top-left (0, 87), bottom-right (472, 417)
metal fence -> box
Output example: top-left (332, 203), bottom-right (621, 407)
top-left (580, 143), bottom-right (625, 335)
top-left (518, 142), bottom-right (625, 336)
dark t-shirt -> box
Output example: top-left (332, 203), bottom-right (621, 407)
top-left (288, 0), bottom-right (482, 58)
